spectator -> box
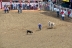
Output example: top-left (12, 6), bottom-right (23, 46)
top-left (70, 10), bottom-right (72, 18)
top-left (33, 4), bottom-right (36, 10)
top-left (47, 3), bottom-right (50, 11)
top-left (39, 4), bottom-right (42, 10)
top-left (25, 3), bottom-right (27, 10)
top-left (13, 3), bottom-right (16, 10)
top-left (23, 4), bottom-right (25, 10)
top-left (11, 4), bottom-right (13, 10)
top-left (29, 4), bottom-right (31, 10)
top-left (27, 3), bottom-right (29, 10)
top-left (4, 4), bottom-right (7, 8)
top-left (56, 7), bottom-right (60, 17)
top-left (31, 4), bottom-right (33, 10)
top-left (68, 9), bottom-right (71, 17)
top-left (18, 3), bottom-right (22, 13)
top-left (60, 9), bottom-right (65, 20)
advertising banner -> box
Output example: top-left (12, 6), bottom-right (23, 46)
top-left (63, 0), bottom-right (69, 2)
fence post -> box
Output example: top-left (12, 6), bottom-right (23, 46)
top-left (0, 0), bottom-right (2, 9)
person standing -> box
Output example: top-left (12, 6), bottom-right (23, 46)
top-left (49, 1), bottom-right (51, 11)
top-left (11, 4), bottom-right (13, 10)
top-left (25, 3), bottom-right (27, 10)
top-left (56, 7), bottom-right (60, 17)
top-left (23, 4), bottom-right (25, 10)
top-left (70, 10), bottom-right (72, 18)
top-left (39, 2), bottom-right (42, 10)
top-left (60, 9), bottom-right (65, 20)
top-left (18, 3), bottom-right (22, 13)
top-left (14, 4), bottom-right (16, 10)
top-left (62, 13), bottom-right (65, 20)
top-left (27, 3), bottom-right (29, 10)
top-left (4, 4), bottom-right (7, 8)
top-left (68, 9), bottom-right (71, 17)
top-left (38, 23), bottom-right (42, 30)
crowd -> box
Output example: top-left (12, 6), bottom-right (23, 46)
top-left (10, 3), bottom-right (38, 10)
top-left (3, 2), bottom-right (38, 13)
top-left (54, 5), bottom-right (72, 20)
top-left (39, 1), bottom-right (72, 20)
top-left (3, 1), bottom-right (72, 19)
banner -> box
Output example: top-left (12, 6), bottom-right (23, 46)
top-left (63, 0), bottom-right (67, 1)
top-left (66, 0), bottom-right (69, 2)
top-left (63, 0), bottom-right (69, 2)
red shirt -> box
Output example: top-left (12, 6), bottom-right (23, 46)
top-left (68, 11), bottom-right (71, 14)
top-left (61, 10), bottom-right (64, 14)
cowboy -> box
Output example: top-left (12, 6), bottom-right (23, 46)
top-left (38, 23), bottom-right (42, 30)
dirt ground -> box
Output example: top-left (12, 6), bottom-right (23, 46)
top-left (0, 10), bottom-right (72, 48)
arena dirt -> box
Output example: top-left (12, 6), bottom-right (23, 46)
top-left (0, 10), bottom-right (72, 48)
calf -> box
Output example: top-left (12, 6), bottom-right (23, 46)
top-left (27, 30), bottom-right (33, 34)
top-left (48, 21), bottom-right (55, 29)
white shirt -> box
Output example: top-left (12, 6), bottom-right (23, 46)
top-left (4, 7), bottom-right (9, 10)
top-left (62, 14), bottom-right (65, 17)
top-left (7, 7), bottom-right (9, 10)
top-left (64, 10), bottom-right (66, 14)
top-left (56, 8), bottom-right (59, 12)
top-left (27, 3), bottom-right (29, 6)
top-left (61, 10), bottom-right (65, 17)
top-left (54, 8), bottom-right (57, 11)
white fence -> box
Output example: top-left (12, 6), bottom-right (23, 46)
top-left (0, 2), bottom-right (38, 8)
top-left (2, 2), bottom-right (10, 8)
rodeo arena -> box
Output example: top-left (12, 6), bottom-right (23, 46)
top-left (0, 0), bottom-right (72, 48)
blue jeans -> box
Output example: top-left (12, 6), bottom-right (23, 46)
top-left (18, 8), bottom-right (22, 13)
top-left (62, 17), bottom-right (64, 20)
top-left (68, 14), bottom-right (70, 17)
top-left (57, 11), bottom-right (59, 17)
top-left (4, 10), bottom-right (9, 13)
top-left (38, 26), bottom-right (41, 30)
top-left (27, 6), bottom-right (30, 10)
